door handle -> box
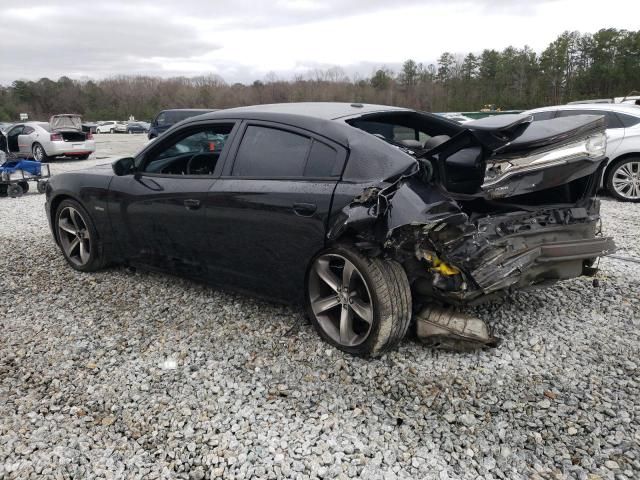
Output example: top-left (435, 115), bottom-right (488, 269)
top-left (292, 202), bottom-right (317, 216)
top-left (183, 199), bottom-right (201, 210)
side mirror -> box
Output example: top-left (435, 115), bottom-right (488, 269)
top-left (112, 157), bottom-right (135, 176)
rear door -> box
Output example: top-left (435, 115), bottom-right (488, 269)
top-left (204, 121), bottom-right (346, 301)
top-left (108, 121), bottom-right (237, 273)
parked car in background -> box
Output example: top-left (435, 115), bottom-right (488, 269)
top-left (115, 121), bottom-right (128, 133)
top-left (0, 115), bottom-right (95, 162)
top-left (82, 122), bottom-right (98, 134)
top-left (126, 122), bottom-right (148, 134)
top-left (148, 109), bottom-right (216, 139)
top-left (46, 102), bottom-right (614, 355)
top-left (524, 103), bottom-right (640, 201)
top-left (96, 121), bottom-right (118, 133)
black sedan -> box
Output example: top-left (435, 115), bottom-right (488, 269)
top-left (46, 103), bottom-right (615, 356)
top-left (126, 122), bottom-right (148, 134)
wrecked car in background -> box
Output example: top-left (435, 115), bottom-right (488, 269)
top-left (44, 103), bottom-right (615, 356)
top-left (0, 114), bottom-right (95, 162)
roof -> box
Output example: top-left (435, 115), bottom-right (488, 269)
top-left (208, 102), bottom-right (410, 120)
top-left (526, 103), bottom-right (640, 116)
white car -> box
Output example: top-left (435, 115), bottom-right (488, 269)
top-left (1, 115), bottom-right (95, 162)
top-left (96, 121), bottom-right (118, 134)
top-left (114, 122), bottom-right (128, 133)
top-left (524, 104), bottom-right (640, 201)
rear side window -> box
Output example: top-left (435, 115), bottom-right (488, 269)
top-left (616, 113), bottom-right (640, 128)
top-left (23, 126), bottom-right (34, 134)
top-left (304, 140), bottom-right (339, 177)
top-left (556, 109), bottom-right (624, 129)
top-left (232, 126), bottom-right (311, 177)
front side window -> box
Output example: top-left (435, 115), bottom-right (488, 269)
top-left (232, 126), bottom-right (311, 177)
top-left (142, 124), bottom-right (233, 175)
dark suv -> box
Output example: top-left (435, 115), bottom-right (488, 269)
top-left (148, 109), bottom-right (216, 139)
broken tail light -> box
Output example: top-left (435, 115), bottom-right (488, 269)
top-left (483, 132), bottom-right (607, 187)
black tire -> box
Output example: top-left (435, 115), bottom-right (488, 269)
top-left (77, 154), bottom-right (90, 160)
top-left (605, 157), bottom-right (640, 202)
top-left (54, 199), bottom-right (105, 272)
top-left (37, 180), bottom-right (47, 194)
top-left (18, 181), bottom-right (29, 193)
top-left (0, 184), bottom-right (7, 197)
top-left (306, 245), bottom-right (412, 357)
top-left (32, 143), bottom-right (51, 162)
top-left (7, 183), bottom-right (23, 198)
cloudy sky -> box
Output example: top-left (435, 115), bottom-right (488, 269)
top-left (1, 0), bottom-right (637, 85)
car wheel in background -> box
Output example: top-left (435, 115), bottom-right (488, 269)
top-left (37, 180), bottom-right (47, 194)
top-left (32, 143), bottom-right (51, 163)
top-left (605, 157), bottom-right (640, 202)
top-left (110, 128), bottom-right (115, 133)
top-left (7, 183), bottom-right (24, 198)
top-left (18, 181), bottom-right (29, 193)
top-left (306, 245), bottom-right (412, 357)
top-left (55, 199), bottom-right (105, 272)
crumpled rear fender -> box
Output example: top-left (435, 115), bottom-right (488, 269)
top-left (327, 173), bottom-right (615, 305)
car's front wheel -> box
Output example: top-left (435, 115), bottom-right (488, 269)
top-left (55, 199), bottom-right (105, 272)
top-left (32, 143), bottom-right (51, 162)
top-left (306, 245), bottom-right (412, 356)
top-left (606, 157), bottom-right (640, 202)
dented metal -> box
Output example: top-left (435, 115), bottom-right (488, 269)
top-left (329, 115), bottom-right (616, 309)
top-left (416, 305), bottom-right (499, 350)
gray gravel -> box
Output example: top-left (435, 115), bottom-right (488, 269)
top-left (1, 147), bottom-right (639, 479)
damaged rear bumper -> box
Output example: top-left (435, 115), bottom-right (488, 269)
top-left (410, 202), bottom-right (615, 304)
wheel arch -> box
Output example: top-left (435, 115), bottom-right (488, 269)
top-left (604, 152), bottom-right (640, 180)
top-left (49, 193), bottom-right (90, 242)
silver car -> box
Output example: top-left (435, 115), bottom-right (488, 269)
top-left (0, 114), bottom-right (96, 162)
top-left (523, 104), bottom-right (640, 201)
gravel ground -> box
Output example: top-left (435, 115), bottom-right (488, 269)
top-left (1, 141), bottom-right (639, 479)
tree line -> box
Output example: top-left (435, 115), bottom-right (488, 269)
top-left (1, 28), bottom-right (638, 122)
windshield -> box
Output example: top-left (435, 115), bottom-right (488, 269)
top-left (50, 115), bottom-right (82, 130)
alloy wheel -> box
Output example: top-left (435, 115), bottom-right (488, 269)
top-left (308, 254), bottom-right (374, 347)
top-left (57, 206), bottom-right (92, 266)
top-left (612, 161), bottom-right (640, 200)
top-left (33, 145), bottom-right (44, 161)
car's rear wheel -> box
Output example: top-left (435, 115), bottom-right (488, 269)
top-left (77, 154), bottom-right (90, 160)
top-left (606, 157), bottom-right (640, 202)
top-left (306, 245), bottom-right (412, 356)
top-left (32, 143), bottom-right (51, 163)
top-left (55, 199), bottom-right (104, 272)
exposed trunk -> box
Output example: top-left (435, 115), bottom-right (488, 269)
top-left (329, 114), bottom-right (615, 306)
top-left (57, 131), bottom-right (87, 142)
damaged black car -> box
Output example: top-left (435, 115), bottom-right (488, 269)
top-left (45, 103), bottom-right (615, 356)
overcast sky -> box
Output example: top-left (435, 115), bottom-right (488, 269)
top-left (1, 0), bottom-right (637, 85)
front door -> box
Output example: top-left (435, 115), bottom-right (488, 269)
top-left (108, 122), bottom-right (237, 274)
